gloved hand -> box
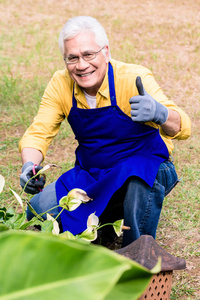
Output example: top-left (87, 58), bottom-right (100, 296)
top-left (129, 76), bottom-right (169, 125)
top-left (20, 161), bottom-right (46, 194)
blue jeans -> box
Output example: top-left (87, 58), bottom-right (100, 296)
top-left (122, 160), bottom-right (179, 246)
top-left (27, 181), bottom-right (58, 221)
top-left (27, 160), bottom-right (178, 246)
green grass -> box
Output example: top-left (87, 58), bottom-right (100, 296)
top-left (0, 0), bottom-right (199, 299)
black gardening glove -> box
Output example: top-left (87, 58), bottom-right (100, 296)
top-left (20, 161), bottom-right (46, 194)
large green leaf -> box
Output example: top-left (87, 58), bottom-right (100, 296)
top-left (0, 223), bottom-right (9, 231)
top-left (0, 231), bottom-right (160, 300)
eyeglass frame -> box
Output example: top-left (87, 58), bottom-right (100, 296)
top-left (64, 46), bottom-right (106, 65)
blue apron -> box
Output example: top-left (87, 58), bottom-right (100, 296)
top-left (56, 63), bottom-right (169, 234)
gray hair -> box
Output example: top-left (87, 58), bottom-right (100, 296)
top-left (58, 16), bottom-right (111, 59)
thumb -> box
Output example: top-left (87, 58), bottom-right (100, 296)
top-left (136, 76), bottom-right (144, 96)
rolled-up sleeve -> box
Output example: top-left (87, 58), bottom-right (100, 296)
top-left (112, 59), bottom-right (191, 154)
top-left (142, 71), bottom-right (191, 140)
top-left (19, 71), bottom-right (71, 158)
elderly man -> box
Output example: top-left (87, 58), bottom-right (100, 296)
top-left (19, 16), bottom-right (191, 247)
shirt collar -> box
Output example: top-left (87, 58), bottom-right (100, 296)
top-left (73, 62), bottom-right (110, 102)
top-left (98, 64), bottom-right (110, 99)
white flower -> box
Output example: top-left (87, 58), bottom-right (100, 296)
top-left (79, 213), bottom-right (99, 242)
top-left (46, 213), bottom-right (60, 236)
top-left (87, 212), bottom-right (99, 229)
top-left (36, 164), bottom-right (60, 175)
top-left (68, 188), bottom-right (92, 203)
top-left (10, 188), bottom-right (23, 209)
top-left (59, 195), bottom-right (82, 211)
top-left (59, 189), bottom-right (92, 211)
top-left (0, 175), bottom-right (5, 194)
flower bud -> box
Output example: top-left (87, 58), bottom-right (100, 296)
top-left (87, 212), bottom-right (99, 229)
top-left (113, 219), bottom-right (124, 237)
top-left (68, 188), bottom-right (92, 203)
top-left (59, 188), bottom-right (92, 211)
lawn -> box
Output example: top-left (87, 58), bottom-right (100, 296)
top-left (0, 0), bottom-right (199, 299)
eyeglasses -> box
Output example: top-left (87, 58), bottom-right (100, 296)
top-left (64, 46), bottom-right (105, 65)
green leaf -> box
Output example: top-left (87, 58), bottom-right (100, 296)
top-left (59, 231), bottom-right (76, 240)
top-left (7, 207), bottom-right (15, 215)
top-left (0, 231), bottom-right (160, 300)
top-left (41, 220), bottom-right (53, 233)
top-left (0, 207), bottom-right (14, 222)
top-left (113, 219), bottom-right (124, 237)
top-left (5, 212), bottom-right (26, 229)
top-left (78, 227), bottom-right (98, 242)
top-left (19, 217), bottom-right (43, 230)
top-left (0, 208), bottom-right (7, 219)
top-left (25, 201), bottom-right (44, 221)
top-left (0, 223), bottom-right (9, 232)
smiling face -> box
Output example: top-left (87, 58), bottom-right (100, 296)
top-left (64, 31), bottom-right (109, 96)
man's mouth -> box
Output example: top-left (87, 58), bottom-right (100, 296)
top-left (77, 71), bottom-right (94, 77)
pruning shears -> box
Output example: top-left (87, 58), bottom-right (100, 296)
top-left (32, 164), bottom-right (45, 192)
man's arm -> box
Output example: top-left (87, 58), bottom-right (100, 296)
top-left (161, 109), bottom-right (181, 137)
top-left (21, 148), bottom-right (43, 165)
top-left (19, 71), bottom-right (69, 161)
top-left (19, 72), bottom-right (69, 194)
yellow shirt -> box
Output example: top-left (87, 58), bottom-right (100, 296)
top-left (19, 59), bottom-right (191, 158)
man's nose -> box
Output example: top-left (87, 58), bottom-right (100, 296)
top-left (76, 57), bottom-right (90, 69)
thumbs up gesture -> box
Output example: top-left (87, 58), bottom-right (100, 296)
top-left (129, 76), bottom-right (168, 125)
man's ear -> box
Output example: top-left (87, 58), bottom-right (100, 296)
top-left (104, 45), bottom-right (110, 62)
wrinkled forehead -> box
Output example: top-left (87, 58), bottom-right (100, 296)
top-left (64, 31), bottom-right (99, 56)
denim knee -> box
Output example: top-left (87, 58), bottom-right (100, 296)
top-left (156, 160), bottom-right (179, 196)
top-left (26, 181), bottom-right (59, 221)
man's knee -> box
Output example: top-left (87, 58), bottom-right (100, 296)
top-left (156, 160), bottom-right (179, 196)
top-left (26, 181), bottom-right (58, 220)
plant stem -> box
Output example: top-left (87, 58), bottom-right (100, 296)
top-left (20, 174), bottom-right (38, 197)
top-left (39, 205), bottom-right (61, 218)
top-left (44, 208), bottom-right (64, 233)
top-left (54, 207), bottom-right (64, 222)
top-left (97, 223), bottom-right (115, 230)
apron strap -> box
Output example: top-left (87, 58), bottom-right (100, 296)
top-left (72, 62), bottom-right (117, 107)
top-left (108, 62), bottom-right (117, 106)
top-left (72, 84), bottom-right (77, 108)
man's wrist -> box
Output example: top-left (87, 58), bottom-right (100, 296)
top-left (154, 102), bottom-right (169, 125)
